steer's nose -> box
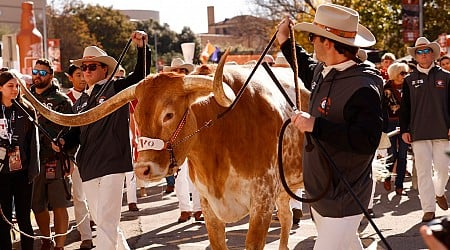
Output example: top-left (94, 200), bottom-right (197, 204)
top-left (134, 162), bottom-right (168, 181)
top-left (143, 166), bottom-right (150, 175)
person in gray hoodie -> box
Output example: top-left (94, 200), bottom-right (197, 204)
top-left (277, 4), bottom-right (383, 250)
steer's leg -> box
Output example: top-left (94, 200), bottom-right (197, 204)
top-left (275, 192), bottom-right (292, 250)
top-left (245, 191), bottom-right (276, 250)
top-left (201, 198), bottom-right (228, 250)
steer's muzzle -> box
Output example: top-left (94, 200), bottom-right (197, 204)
top-left (134, 161), bottom-right (169, 182)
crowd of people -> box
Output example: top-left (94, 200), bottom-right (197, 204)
top-left (0, 3), bottom-right (450, 250)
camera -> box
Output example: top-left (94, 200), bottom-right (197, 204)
top-left (428, 216), bottom-right (450, 248)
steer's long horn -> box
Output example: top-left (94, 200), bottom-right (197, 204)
top-left (212, 48), bottom-right (235, 107)
top-left (20, 83), bottom-right (137, 127)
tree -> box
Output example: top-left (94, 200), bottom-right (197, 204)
top-left (250, 0), bottom-right (325, 53)
top-left (134, 19), bottom-right (183, 69)
top-left (0, 24), bottom-right (15, 40)
top-left (68, 4), bottom-right (136, 71)
top-left (335, 0), bottom-right (404, 58)
top-left (250, 0), bottom-right (450, 60)
top-left (423, 0), bottom-right (450, 42)
top-left (45, 0), bottom-right (97, 86)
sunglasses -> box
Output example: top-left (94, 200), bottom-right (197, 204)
top-left (416, 48), bottom-right (432, 55)
top-left (399, 71), bottom-right (409, 76)
top-left (308, 33), bottom-right (316, 43)
top-left (80, 64), bottom-right (103, 72)
top-left (308, 33), bottom-right (324, 43)
top-left (32, 69), bottom-right (50, 77)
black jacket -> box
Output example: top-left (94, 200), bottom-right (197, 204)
top-left (400, 66), bottom-right (450, 141)
top-left (30, 83), bottom-right (74, 163)
top-left (281, 40), bottom-right (383, 217)
top-left (73, 46), bottom-right (151, 181)
top-left (0, 101), bottom-right (40, 183)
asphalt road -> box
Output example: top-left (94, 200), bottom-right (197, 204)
top-left (11, 162), bottom-right (449, 250)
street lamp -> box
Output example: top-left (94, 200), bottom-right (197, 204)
top-left (43, 0), bottom-right (48, 59)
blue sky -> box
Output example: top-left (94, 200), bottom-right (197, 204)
top-left (81, 0), bottom-right (254, 33)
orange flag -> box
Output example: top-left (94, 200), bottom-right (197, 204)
top-left (200, 42), bottom-right (215, 64)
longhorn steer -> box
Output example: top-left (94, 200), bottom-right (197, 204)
top-left (20, 52), bottom-right (310, 249)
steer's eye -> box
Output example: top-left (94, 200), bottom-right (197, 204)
top-left (163, 112), bottom-right (174, 122)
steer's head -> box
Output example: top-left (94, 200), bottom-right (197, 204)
top-left (133, 73), bottom-right (202, 180)
top-left (134, 50), bottom-right (235, 181)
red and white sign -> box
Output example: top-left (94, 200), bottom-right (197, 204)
top-left (47, 38), bottom-right (61, 72)
top-left (438, 33), bottom-right (448, 56)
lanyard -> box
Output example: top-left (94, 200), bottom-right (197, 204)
top-left (2, 105), bottom-right (14, 145)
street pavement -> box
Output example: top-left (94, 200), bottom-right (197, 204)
top-left (11, 163), bottom-right (450, 250)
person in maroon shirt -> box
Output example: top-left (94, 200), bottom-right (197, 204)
top-left (64, 64), bottom-right (94, 249)
top-left (65, 64), bottom-right (86, 103)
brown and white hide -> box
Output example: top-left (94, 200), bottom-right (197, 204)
top-left (133, 64), bottom-right (309, 250)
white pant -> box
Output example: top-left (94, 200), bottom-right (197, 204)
top-left (368, 171), bottom-right (376, 210)
top-left (289, 189), bottom-right (302, 209)
top-left (311, 208), bottom-right (363, 250)
top-left (412, 140), bottom-right (450, 212)
top-left (175, 160), bottom-right (201, 212)
top-left (125, 171), bottom-right (137, 204)
top-left (83, 173), bottom-right (130, 250)
top-left (71, 165), bottom-right (92, 241)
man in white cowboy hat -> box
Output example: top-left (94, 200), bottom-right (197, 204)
top-left (65, 30), bottom-right (151, 250)
top-left (163, 58), bottom-right (194, 74)
top-left (277, 4), bottom-right (383, 249)
top-left (400, 36), bottom-right (450, 223)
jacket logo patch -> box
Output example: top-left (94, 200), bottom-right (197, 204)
top-left (97, 96), bottom-right (107, 104)
top-left (412, 79), bottom-right (423, 88)
top-left (77, 102), bottom-right (87, 113)
top-left (45, 102), bottom-right (54, 110)
top-left (318, 97), bottom-right (331, 116)
top-left (435, 80), bottom-right (445, 88)
top-left (311, 81), bottom-right (318, 91)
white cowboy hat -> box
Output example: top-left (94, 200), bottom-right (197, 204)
top-left (294, 4), bottom-right (376, 48)
top-left (264, 55), bottom-right (275, 63)
top-left (407, 37), bottom-right (441, 61)
top-left (225, 61), bottom-right (238, 65)
top-left (71, 46), bottom-right (118, 76)
top-left (244, 60), bottom-right (257, 65)
top-left (163, 58), bottom-right (194, 73)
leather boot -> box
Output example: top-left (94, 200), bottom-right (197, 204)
top-left (193, 211), bottom-right (204, 221)
top-left (422, 212), bottom-right (435, 222)
top-left (128, 202), bottom-right (140, 211)
top-left (436, 195), bottom-right (449, 210)
top-left (292, 208), bottom-right (303, 224)
top-left (178, 211), bottom-right (192, 223)
top-left (80, 239), bottom-right (94, 249)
